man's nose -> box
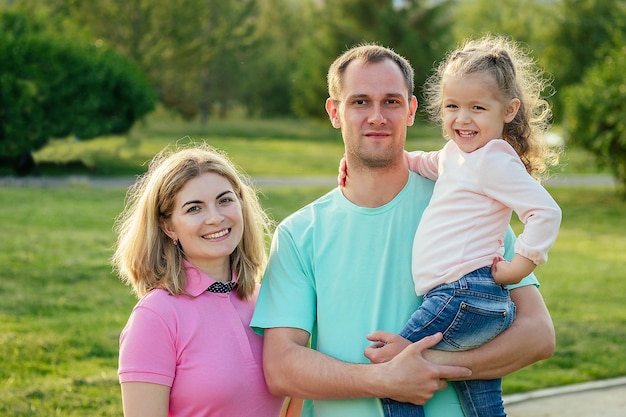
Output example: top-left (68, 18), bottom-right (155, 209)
top-left (368, 104), bottom-right (387, 125)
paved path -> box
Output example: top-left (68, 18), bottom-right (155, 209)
top-left (504, 377), bottom-right (626, 417)
top-left (0, 174), bottom-right (618, 189)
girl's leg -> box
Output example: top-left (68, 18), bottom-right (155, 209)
top-left (382, 398), bottom-right (425, 417)
top-left (452, 378), bottom-right (507, 417)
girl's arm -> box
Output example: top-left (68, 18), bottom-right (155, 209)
top-left (338, 149), bottom-right (442, 187)
top-left (404, 150), bottom-right (440, 181)
top-left (481, 141), bottom-right (562, 284)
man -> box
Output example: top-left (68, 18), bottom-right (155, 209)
top-left (251, 44), bottom-right (554, 417)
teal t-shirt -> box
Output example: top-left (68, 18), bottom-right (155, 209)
top-left (251, 172), bottom-right (537, 417)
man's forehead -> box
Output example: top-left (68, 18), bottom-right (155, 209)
top-left (341, 59), bottom-right (408, 97)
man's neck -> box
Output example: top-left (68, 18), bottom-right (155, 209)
top-left (341, 163), bottom-right (409, 208)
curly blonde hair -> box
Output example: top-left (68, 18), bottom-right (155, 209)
top-left (111, 143), bottom-right (272, 299)
top-left (423, 35), bottom-right (559, 179)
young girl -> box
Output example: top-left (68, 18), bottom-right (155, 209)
top-left (340, 35), bottom-right (562, 417)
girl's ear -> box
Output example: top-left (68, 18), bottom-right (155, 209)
top-left (504, 98), bottom-right (521, 123)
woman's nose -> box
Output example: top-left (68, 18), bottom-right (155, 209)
top-left (204, 206), bottom-right (224, 224)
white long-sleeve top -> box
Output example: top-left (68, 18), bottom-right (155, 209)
top-left (408, 139), bottom-right (562, 295)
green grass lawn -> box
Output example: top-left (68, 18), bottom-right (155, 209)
top-left (0, 115), bottom-right (622, 415)
top-left (8, 110), bottom-right (608, 179)
top-left (0, 183), bottom-right (624, 416)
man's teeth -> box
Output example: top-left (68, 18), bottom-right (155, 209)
top-left (204, 229), bottom-right (229, 239)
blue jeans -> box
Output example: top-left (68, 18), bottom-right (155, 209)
top-left (382, 267), bottom-right (516, 417)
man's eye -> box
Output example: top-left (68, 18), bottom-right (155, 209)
top-left (353, 99), bottom-right (367, 105)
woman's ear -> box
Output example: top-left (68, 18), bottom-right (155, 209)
top-left (504, 98), bottom-right (521, 123)
top-left (160, 219), bottom-right (177, 242)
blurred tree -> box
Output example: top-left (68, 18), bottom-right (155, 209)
top-left (0, 11), bottom-right (155, 173)
top-left (449, 0), bottom-right (556, 48)
top-left (240, 0), bottom-right (311, 117)
top-left (295, 0), bottom-right (454, 121)
top-left (12, 0), bottom-right (260, 122)
top-left (543, 0), bottom-right (626, 121)
top-left (564, 41), bottom-right (626, 196)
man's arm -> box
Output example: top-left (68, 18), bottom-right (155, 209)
top-left (425, 284), bottom-right (555, 379)
top-left (262, 327), bottom-right (472, 405)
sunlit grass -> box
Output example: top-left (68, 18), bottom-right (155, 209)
top-left (0, 183), bottom-right (624, 415)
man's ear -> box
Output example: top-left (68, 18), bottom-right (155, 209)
top-left (408, 95), bottom-right (418, 126)
top-left (504, 98), bottom-right (521, 123)
top-left (326, 98), bottom-right (341, 129)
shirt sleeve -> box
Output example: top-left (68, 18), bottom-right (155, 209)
top-left (405, 149), bottom-right (441, 181)
top-left (251, 223), bottom-right (317, 336)
top-left (118, 303), bottom-right (177, 386)
top-left (478, 141), bottom-right (562, 265)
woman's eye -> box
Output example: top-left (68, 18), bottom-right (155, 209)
top-left (186, 205), bottom-right (200, 213)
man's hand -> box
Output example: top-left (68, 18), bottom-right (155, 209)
top-left (374, 333), bottom-right (472, 405)
top-left (364, 330), bottom-right (411, 363)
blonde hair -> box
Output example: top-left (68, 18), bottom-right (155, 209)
top-left (112, 143), bottom-right (272, 299)
top-left (424, 35), bottom-right (559, 179)
top-left (327, 43), bottom-right (414, 101)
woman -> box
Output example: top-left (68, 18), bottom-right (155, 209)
top-left (112, 143), bottom-right (285, 417)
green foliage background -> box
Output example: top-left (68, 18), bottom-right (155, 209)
top-left (0, 10), bottom-right (155, 160)
top-left (564, 44), bottom-right (626, 194)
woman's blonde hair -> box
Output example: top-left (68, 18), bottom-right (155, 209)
top-left (111, 142), bottom-right (272, 299)
top-left (423, 35), bottom-right (559, 179)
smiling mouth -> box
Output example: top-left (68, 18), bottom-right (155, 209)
top-left (456, 130), bottom-right (477, 139)
top-left (203, 229), bottom-right (230, 240)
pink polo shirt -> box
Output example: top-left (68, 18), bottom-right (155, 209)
top-left (118, 261), bottom-right (284, 417)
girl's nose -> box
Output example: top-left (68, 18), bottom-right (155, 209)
top-left (457, 109), bottom-right (471, 123)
